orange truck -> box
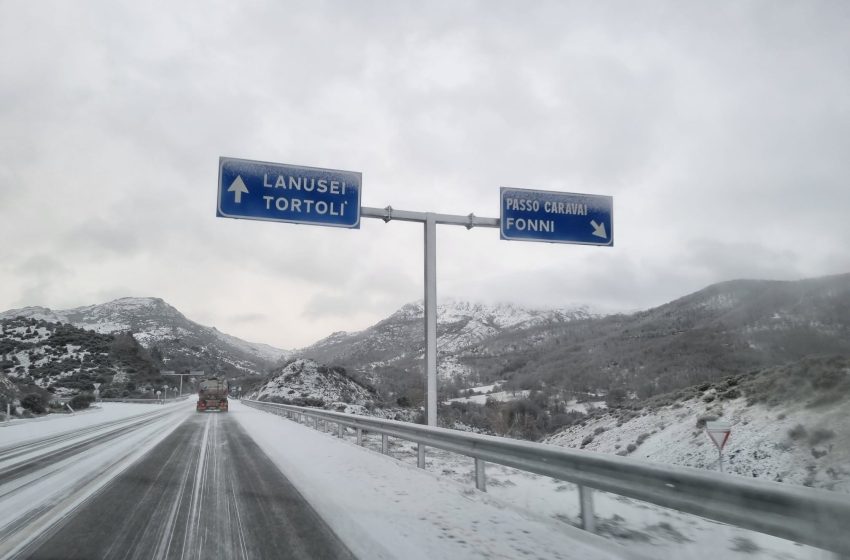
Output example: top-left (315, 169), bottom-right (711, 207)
top-left (196, 377), bottom-right (229, 412)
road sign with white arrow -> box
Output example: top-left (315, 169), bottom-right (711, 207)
top-left (500, 187), bottom-right (613, 246)
top-left (217, 157), bottom-right (362, 228)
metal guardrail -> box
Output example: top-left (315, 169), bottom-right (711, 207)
top-left (242, 399), bottom-right (850, 555)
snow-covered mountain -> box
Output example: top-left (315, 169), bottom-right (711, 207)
top-left (300, 300), bottom-right (596, 381)
top-left (0, 297), bottom-right (291, 377)
top-left (459, 273), bottom-right (850, 398)
top-left (295, 274), bottom-right (850, 414)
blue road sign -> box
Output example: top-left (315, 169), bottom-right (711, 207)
top-left (217, 157), bottom-right (361, 228)
top-left (500, 187), bottom-right (613, 246)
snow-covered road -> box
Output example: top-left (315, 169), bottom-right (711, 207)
top-left (23, 410), bottom-right (353, 560)
top-left (0, 401), bottom-right (190, 558)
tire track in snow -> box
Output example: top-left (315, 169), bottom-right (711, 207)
top-left (20, 412), bottom-right (354, 560)
top-left (0, 408), bottom-right (188, 559)
top-left (180, 412), bottom-right (211, 560)
top-left (0, 407), bottom-right (180, 481)
top-left (0, 410), bottom-right (181, 502)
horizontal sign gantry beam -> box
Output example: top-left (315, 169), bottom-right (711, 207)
top-left (361, 206), bottom-right (499, 228)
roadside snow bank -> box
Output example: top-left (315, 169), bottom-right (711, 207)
top-left (231, 401), bottom-right (644, 560)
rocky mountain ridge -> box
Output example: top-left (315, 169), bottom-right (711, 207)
top-left (298, 273), bottom-right (850, 405)
top-left (0, 297), bottom-right (291, 378)
top-left (300, 300), bottom-right (595, 381)
top-left (3, 272), bottom-right (849, 416)
top-left (490, 273), bottom-right (850, 397)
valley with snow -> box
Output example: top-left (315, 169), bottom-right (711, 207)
top-left (1, 274), bottom-right (849, 558)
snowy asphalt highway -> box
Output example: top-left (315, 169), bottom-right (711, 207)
top-left (16, 412), bottom-right (355, 560)
top-left (3, 402), bottom-right (649, 560)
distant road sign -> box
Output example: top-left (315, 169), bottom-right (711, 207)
top-left (500, 187), bottom-right (613, 245)
top-left (217, 157), bottom-right (361, 228)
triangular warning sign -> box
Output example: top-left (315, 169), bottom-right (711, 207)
top-left (707, 430), bottom-right (730, 450)
top-left (705, 421), bottom-right (732, 450)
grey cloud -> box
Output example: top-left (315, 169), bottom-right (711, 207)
top-left (11, 256), bottom-right (73, 308)
top-left (64, 221), bottom-right (141, 257)
top-left (1, 1), bottom-right (848, 347)
top-left (228, 312), bottom-right (269, 324)
top-left (301, 268), bottom-right (418, 320)
top-left (15, 255), bottom-right (69, 277)
top-left (679, 239), bottom-right (803, 283)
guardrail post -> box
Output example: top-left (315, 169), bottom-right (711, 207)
top-left (357, 428), bottom-right (363, 446)
top-left (417, 444), bottom-right (426, 468)
top-left (338, 423), bottom-right (344, 438)
top-left (475, 458), bottom-right (486, 492)
top-left (382, 434), bottom-right (389, 454)
top-left (578, 485), bottom-right (595, 532)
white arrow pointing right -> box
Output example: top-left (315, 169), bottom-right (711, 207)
top-left (228, 175), bottom-right (249, 204)
top-left (590, 220), bottom-right (607, 239)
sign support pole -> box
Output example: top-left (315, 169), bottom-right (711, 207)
top-left (362, 206), bottom-right (498, 428)
top-left (424, 214), bottom-right (438, 427)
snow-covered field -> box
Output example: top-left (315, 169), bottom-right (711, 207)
top-left (446, 384), bottom-right (607, 412)
top-left (448, 389), bottom-right (532, 405)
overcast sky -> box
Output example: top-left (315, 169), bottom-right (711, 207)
top-left (1, 1), bottom-right (849, 349)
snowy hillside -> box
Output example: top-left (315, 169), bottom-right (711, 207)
top-left (251, 358), bottom-right (377, 408)
top-left (0, 297), bottom-right (291, 377)
top-left (469, 273), bottom-right (850, 399)
top-left (0, 316), bottom-right (160, 398)
top-left (545, 356), bottom-right (850, 493)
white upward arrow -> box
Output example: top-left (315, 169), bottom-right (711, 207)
top-left (228, 176), bottom-right (249, 203)
top-left (590, 220), bottom-right (607, 239)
